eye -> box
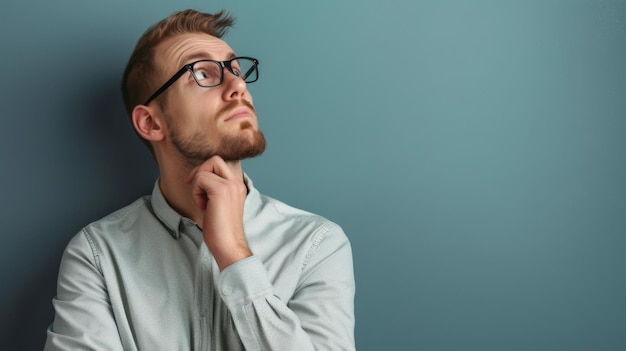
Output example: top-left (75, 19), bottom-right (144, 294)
top-left (194, 69), bottom-right (217, 81)
top-left (231, 67), bottom-right (242, 77)
top-left (192, 62), bottom-right (221, 84)
top-left (194, 70), bottom-right (208, 80)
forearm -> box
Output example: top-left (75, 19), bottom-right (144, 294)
top-left (219, 250), bottom-right (355, 351)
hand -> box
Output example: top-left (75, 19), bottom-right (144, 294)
top-left (186, 156), bottom-right (252, 270)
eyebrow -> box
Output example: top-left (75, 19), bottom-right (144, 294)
top-left (179, 51), bottom-right (238, 66)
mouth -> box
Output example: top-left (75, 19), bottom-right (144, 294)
top-left (224, 107), bottom-right (254, 122)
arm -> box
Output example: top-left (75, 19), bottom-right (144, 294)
top-left (188, 156), bottom-right (355, 350)
top-left (219, 226), bottom-right (356, 351)
top-left (44, 231), bottom-right (125, 351)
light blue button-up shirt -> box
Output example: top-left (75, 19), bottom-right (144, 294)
top-left (45, 176), bottom-right (355, 350)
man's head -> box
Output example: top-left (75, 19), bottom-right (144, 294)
top-left (121, 9), bottom-right (266, 167)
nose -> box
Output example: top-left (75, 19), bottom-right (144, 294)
top-left (221, 68), bottom-right (248, 101)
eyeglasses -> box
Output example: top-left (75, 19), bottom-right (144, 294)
top-left (144, 56), bottom-right (259, 105)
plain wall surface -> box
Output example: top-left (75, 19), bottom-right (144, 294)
top-left (1, 1), bottom-right (625, 350)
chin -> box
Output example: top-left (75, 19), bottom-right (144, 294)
top-left (217, 130), bottom-right (267, 161)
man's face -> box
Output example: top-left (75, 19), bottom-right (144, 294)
top-left (153, 32), bottom-right (266, 166)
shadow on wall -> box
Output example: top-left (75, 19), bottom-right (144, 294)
top-left (3, 236), bottom-right (67, 350)
top-left (3, 74), bottom-right (157, 350)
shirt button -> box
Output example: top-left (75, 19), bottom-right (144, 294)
top-left (222, 286), bottom-right (234, 296)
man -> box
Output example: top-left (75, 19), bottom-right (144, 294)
top-left (45, 9), bottom-right (355, 351)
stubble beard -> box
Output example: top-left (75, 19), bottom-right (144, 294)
top-left (169, 118), bottom-right (267, 168)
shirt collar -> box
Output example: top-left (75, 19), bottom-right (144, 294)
top-left (150, 173), bottom-right (262, 240)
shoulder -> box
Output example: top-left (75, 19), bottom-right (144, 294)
top-left (252, 192), bottom-right (351, 252)
top-left (64, 196), bottom-right (157, 256)
top-left (83, 196), bottom-right (154, 237)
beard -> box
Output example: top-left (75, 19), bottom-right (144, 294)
top-left (165, 102), bottom-right (267, 167)
top-left (170, 122), bottom-right (266, 167)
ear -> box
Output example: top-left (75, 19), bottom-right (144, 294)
top-left (132, 105), bottom-right (165, 143)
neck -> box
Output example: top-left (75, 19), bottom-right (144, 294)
top-left (157, 153), bottom-right (244, 224)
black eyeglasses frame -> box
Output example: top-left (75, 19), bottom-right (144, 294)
top-left (143, 56), bottom-right (259, 105)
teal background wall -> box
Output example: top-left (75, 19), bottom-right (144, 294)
top-left (1, 0), bottom-right (625, 350)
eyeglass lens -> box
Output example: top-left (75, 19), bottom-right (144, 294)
top-left (191, 58), bottom-right (258, 87)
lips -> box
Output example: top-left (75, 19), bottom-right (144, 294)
top-left (224, 107), bottom-right (254, 122)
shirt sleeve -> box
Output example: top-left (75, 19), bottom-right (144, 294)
top-left (44, 231), bottom-right (126, 351)
top-left (217, 224), bottom-right (356, 351)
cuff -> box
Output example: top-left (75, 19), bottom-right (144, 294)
top-left (217, 255), bottom-right (273, 307)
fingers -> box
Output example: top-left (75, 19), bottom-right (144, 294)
top-left (183, 156), bottom-right (251, 269)
top-left (185, 156), bottom-right (246, 211)
top-left (186, 156), bottom-right (236, 184)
